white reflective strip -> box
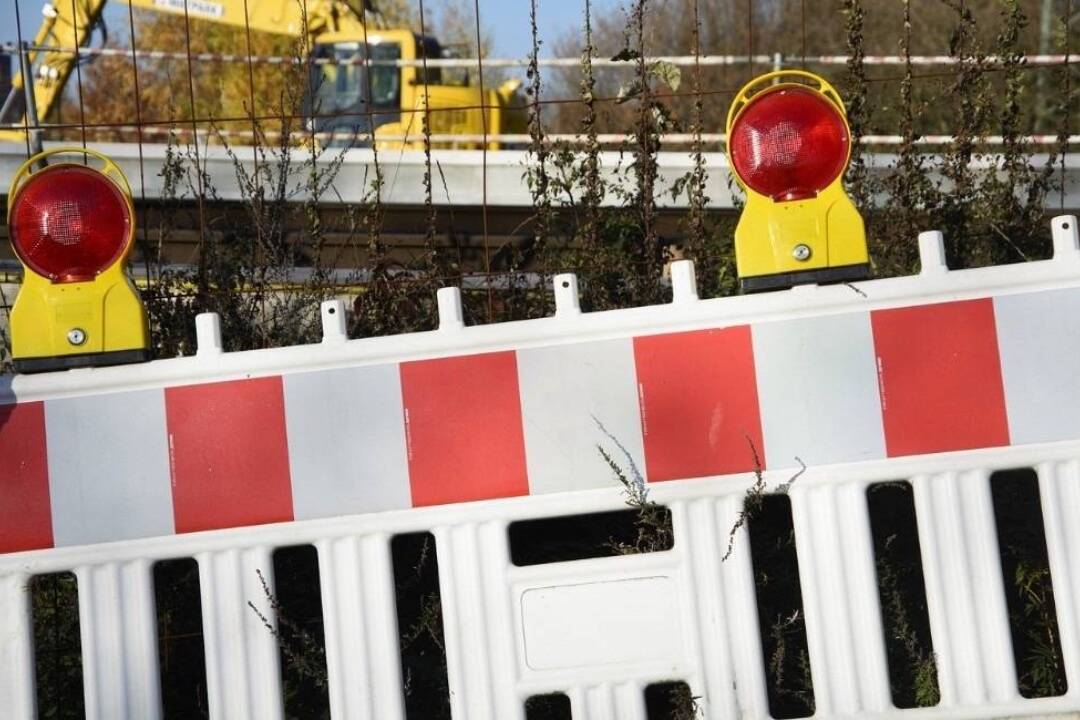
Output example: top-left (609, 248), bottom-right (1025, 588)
top-left (995, 288), bottom-right (1080, 444)
top-left (913, 471), bottom-right (1018, 706)
top-left (517, 339), bottom-right (645, 493)
top-left (1037, 461), bottom-right (1080, 696)
top-left (45, 390), bottom-right (173, 546)
top-left (677, 499), bottom-right (739, 718)
top-left (789, 485), bottom-right (890, 716)
top-left (76, 562), bottom-right (161, 720)
top-left (197, 548), bottom-right (284, 720)
top-left (717, 495), bottom-right (771, 717)
top-left (752, 313), bottom-right (885, 469)
top-left (436, 523), bottom-right (521, 720)
top-left (0, 574), bottom-right (35, 720)
top-left (283, 366), bottom-right (411, 519)
top-left (316, 535), bottom-right (405, 720)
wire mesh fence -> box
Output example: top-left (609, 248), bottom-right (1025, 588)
top-left (0, 0), bottom-right (1078, 372)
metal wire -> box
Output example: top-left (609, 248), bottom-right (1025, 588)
top-left (179, 0), bottom-right (211, 300)
top-left (124, 0), bottom-right (152, 279)
top-left (1064, 0), bottom-right (1074, 210)
top-left (747, 0), bottom-right (754, 76)
top-left (12, 0), bottom-right (33, 159)
top-left (417, 0), bottom-right (437, 252)
top-left (69, 0), bottom-right (88, 153)
top-left (473, 0), bottom-right (492, 319)
top-left (801, 0), bottom-right (807, 67)
top-left (10, 42), bottom-right (1080, 67)
top-left (357, 0), bottom-right (385, 253)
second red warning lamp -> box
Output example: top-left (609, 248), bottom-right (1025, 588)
top-left (726, 71), bottom-right (869, 292)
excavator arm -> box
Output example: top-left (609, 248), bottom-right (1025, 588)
top-left (0, 0), bottom-right (379, 140)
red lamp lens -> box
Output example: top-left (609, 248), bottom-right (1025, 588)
top-left (730, 86), bottom-right (849, 202)
top-left (9, 164), bottom-right (131, 283)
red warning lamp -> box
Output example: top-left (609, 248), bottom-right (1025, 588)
top-left (7, 148), bottom-right (148, 373)
top-left (729, 86), bottom-right (850, 202)
top-left (10, 164), bottom-right (133, 283)
top-left (725, 71), bottom-right (869, 292)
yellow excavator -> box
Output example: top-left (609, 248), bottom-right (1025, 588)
top-left (0, 0), bottom-right (526, 148)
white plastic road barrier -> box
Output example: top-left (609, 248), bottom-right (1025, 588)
top-left (4, 219), bottom-right (1080, 718)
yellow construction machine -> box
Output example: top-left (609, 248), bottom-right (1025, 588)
top-left (0, 0), bottom-right (525, 148)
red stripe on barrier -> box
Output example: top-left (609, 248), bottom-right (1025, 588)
top-left (634, 326), bottom-right (764, 481)
top-left (872, 298), bottom-right (1010, 456)
top-left (401, 351), bottom-right (529, 506)
top-left (166, 377), bottom-right (294, 533)
top-left (0, 402), bottom-right (53, 553)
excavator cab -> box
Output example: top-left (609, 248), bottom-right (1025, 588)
top-left (307, 39), bottom-right (404, 142)
top-left (309, 29), bottom-right (526, 150)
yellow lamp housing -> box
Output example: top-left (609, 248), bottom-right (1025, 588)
top-left (7, 148), bottom-right (149, 373)
top-left (726, 71), bottom-right (869, 292)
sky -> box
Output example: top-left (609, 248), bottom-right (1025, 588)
top-left (478, 0), bottom-right (624, 57)
top-left (1, 0), bottom-right (626, 58)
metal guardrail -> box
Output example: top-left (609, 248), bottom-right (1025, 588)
top-left (4, 43), bottom-right (1078, 68)
top-left (3, 142), bottom-right (1080, 209)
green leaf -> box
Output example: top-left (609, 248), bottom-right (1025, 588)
top-left (649, 60), bottom-right (681, 91)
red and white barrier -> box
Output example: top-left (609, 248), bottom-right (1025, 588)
top-left (4, 219), bottom-right (1080, 720)
top-left (2, 221), bottom-right (1080, 553)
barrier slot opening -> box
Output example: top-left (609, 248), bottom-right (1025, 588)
top-left (990, 468), bottom-right (1067, 698)
top-left (508, 507), bottom-right (674, 566)
top-left (153, 558), bottom-right (209, 719)
top-left (31, 571), bottom-right (84, 720)
top-left (748, 494), bottom-right (816, 719)
top-left (271, 545), bottom-right (330, 717)
top-left (867, 481), bottom-right (940, 708)
top-left (392, 532), bottom-right (451, 719)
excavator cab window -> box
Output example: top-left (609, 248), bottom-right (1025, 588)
top-left (0, 51), bottom-right (24, 127)
top-left (0, 52), bottom-right (11, 106)
top-left (415, 35), bottom-right (443, 86)
top-left (439, 44), bottom-right (471, 87)
top-left (368, 43), bottom-right (402, 110)
top-left (308, 41), bottom-right (401, 141)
